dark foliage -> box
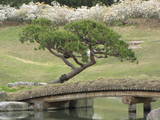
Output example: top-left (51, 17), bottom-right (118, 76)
top-left (0, 0), bottom-right (118, 8)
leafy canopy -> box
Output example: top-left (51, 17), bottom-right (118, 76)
top-left (20, 18), bottom-right (136, 65)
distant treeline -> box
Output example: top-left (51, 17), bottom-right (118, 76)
top-left (0, 0), bottom-right (118, 7)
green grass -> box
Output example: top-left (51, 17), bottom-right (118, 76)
top-left (0, 25), bottom-right (160, 119)
top-left (0, 24), bottom-right (160, 86)
top-left (71, 26), bottom-right (160, 82)
top-left (0, 86), bottom-right (31, 92)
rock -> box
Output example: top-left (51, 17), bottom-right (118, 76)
top-left (8, 82), bottom-right (35, 87)
top-left (129, 45), bottom-right (142, 49)
top-left (129, 41), bottom-right (144, 45)
top-left (128, 41), bottom-right (144, 49)
top-left (38, 82), bottom-right (48, 86)
top-left (147, 108), bottom-right (160, 120)
top-left (0, 102), bottom-right (30, 111)
top-left (8, 82), bottom-right (48, 87)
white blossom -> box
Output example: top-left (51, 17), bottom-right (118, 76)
top-left (0, 5), bottom-right (16, 21)
top-left (14, 2), bottom-right (38, 20)
top-left (104, 0), bottom-right (160, 24)
top-left (0, 0), bottom-right (159, 24)
top-left (68, 4), bottom-right (107, 22)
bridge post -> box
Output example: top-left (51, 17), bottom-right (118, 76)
top-left (69, 99), bottom-right (94, 119)
top-left (69, 107), bottom-right (94, 119)
top-left (144, 102), bottom-right (151, 119)
top-left (122, 96), bottom-right (154, 119)
top-left (128, 104), bottom-right (136, 120)
top-left (33, 102), bottom-right (45, 111)
top-left (32, 101), bottom-right (53, 111)
top-left (69, 98), bottom-right (93, 109)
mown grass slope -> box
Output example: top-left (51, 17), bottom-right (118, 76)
top-left (0, 23), bottom-right (160, 86)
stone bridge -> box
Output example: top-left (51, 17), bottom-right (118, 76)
top-left (7, 78), bottom-right (160, 101)
top-left (5, 78), bottom-right (160, 119)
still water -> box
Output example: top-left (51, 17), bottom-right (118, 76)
top-left (0, 98), bottom-right (159, 120)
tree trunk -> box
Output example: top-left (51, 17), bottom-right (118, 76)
top-left (51, 61), bottom-right (96, 83)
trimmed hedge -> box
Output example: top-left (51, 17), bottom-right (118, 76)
top-left (0, 0), bottom-right (116, 7)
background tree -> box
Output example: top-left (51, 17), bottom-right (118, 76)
top-left (0, 0), bottom-right (117, 8)
top-left (20, 18), bottom-right (137, 83)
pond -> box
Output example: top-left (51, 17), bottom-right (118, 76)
top-left (0, 98), bottom-right (159, 120)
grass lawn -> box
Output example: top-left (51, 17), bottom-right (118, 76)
top-left (0, 22), bottom-right (160, 86)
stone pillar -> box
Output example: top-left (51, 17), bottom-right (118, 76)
top-left (33, 102), bottom-right (48, 111)
top-left (34, 112), bottom-right (44, 120)
top-left (128, 104), bottom-right (136, 120)
top-left (34, 102), bottom-right (44, 111)
top-left (122, 96), bottom-right (154, 119)
top-left (69, 99), bottom-right (94, 119)
top-left (144, 102), bottom-right (151, 119)
top-left (69, 107), bottom-right (94, 119)
top-left (69, 98), bottom-right (93, 109)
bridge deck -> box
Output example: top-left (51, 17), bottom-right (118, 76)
top-left (6, 78), bottom-right (160, 101)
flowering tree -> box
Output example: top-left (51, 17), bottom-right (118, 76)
top-left (20, 18), bottom-right (136, 83)
top-left (1, 0), bottom-right (160, 23)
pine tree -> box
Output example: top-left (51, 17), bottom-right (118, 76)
top-left (20, 18), bottom-right (137, 83)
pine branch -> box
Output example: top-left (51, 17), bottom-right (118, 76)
top-left (47, 48), bottom-right (76, 70)
top-left (71, 54), bottom-right (84, 67)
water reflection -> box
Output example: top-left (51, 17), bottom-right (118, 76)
top-left (0, 109), bottom-right (93, 120)
top-left (0, 110), bottom-right (145, 120)
top-left (0, 98), bottom-right (152, 120)
top-left (0, 111), bottom-right (33, 120)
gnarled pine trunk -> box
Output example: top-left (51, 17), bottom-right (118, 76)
top-left (51, 61), bottom-right (95, 83)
